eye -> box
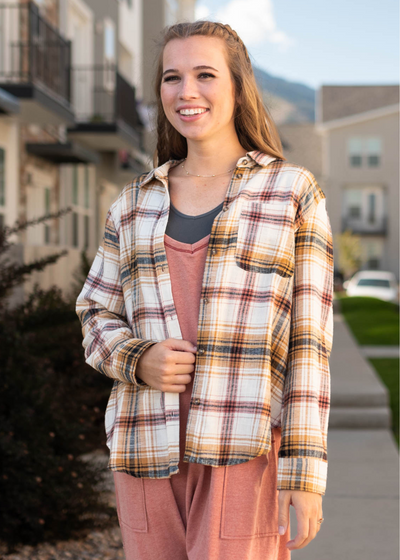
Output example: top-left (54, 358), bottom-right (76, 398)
top-left (198, 72), bottom-right (215, 79)
top-left (162, 72), bottom-right (215, 82)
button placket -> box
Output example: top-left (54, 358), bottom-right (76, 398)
top-left (184, 161), bottom-right (247, 461)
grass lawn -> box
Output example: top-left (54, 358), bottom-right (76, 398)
top-left (335, 293), bottom-right (399, 448)
top-left (335, 293), bottom-right (399, 346)
top-left (368, 358), bottom-right (399, 448)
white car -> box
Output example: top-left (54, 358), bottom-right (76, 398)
top-left (343, 270), bottom-right (399, 303)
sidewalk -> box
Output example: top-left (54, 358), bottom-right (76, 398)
top-left (291, 299), bottom-right (399, 560)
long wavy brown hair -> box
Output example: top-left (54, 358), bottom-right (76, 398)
top-left (152, 20), bottom-right (286, 167)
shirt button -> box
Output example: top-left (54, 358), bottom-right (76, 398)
top-left (194, 398), bottom-right (201, 405)
top-left (198, 347), bottom-right (205, 355)
top-left (242, 159), bottom-right (248, 164)
top-left (237, 173), bottom-right (243, 179)
top-left (203, 298), bottom-right (208, 304)
top-left (212, 249), bottom-right (217, 255)
top-left (222, 205), bottom-right (229, 212)
top-left (161, 265), bottom-right (167, 271)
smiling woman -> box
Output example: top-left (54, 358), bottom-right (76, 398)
top-left (76, 19), bottom-right (334, 560)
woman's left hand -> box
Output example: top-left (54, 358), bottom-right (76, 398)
top-left (277, 489), bottom-right (323, 550)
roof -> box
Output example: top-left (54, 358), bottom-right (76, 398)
top-left (319, 85), bottom-right (399, 123)
top-left (278, 122), bottom-right (323, 179)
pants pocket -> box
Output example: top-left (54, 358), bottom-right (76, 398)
top-left (113, 471), bottom-right (148, 533)
top-left (220, 437), bottom-right (280, 539)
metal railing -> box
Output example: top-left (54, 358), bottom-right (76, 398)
top-left (341, 215), bottom-right (388, 235)
top-left (71, 63), bottom-right (142, 132)
top-left (0, 2), bottom-right (71, 102)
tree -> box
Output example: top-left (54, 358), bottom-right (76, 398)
top-left (334, 229), bottom-right (364, 280)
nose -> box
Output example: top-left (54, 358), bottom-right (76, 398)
top-left (178, 76), bottom-right (198, 100)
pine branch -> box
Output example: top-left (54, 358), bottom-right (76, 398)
top-left (0, 250), bottom-right (68, 300)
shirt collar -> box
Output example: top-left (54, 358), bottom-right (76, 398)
top-left (137, 150), bottom-right (277, 188)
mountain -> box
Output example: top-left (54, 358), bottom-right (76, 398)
top-left (253, 65), bottom-right (316, 124)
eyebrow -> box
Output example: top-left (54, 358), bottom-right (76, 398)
top-left (162, 65), bottom-right (219, 78)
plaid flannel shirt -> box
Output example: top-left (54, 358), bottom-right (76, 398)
top-left (76, 150), bottom-right (334, 495)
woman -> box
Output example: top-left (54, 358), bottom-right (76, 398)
top-left (76, 20), bottom-right (334, 560)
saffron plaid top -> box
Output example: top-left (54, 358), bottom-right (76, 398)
top-left (76, 150), bottom-right (334, 495)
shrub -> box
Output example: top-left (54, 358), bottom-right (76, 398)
top-left (0, 217), bottom-right (116, 552)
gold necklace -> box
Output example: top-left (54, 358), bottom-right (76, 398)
top-left (181, 159), bottom-right (235, 178)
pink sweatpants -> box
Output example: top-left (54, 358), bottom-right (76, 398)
top-left (113, 426), bottom-right (291, 560)
top-left (112, 234), bottom-right (291, 559)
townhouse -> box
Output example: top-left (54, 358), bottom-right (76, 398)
top-left (0, 0), bottom-right (195, 303)
top-left (316, 85), bottom-right (399, 280)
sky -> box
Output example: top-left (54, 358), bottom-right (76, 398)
top-left (194, 0), bottom-right (399, 90)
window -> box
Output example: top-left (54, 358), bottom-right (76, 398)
top-left (364, 241), bottom-right (381, 270)
top-left (348, 138), bottom-right (363, 167)
top-left (72, 166), bottom-right (79, 205)
top-left (104, 21), bottom-right (115, 61)
top-left (343, 187), bottom-right (386, 234)
top-left (345, 189), bottom-right (362, 219)
top-left (84, 215), bottom-right (89, 248)
top-left (0, 148), bottom-right (4, 207)
top-left (70, 165), bottom-right (92, 250)
top-left (72, 212), bottom-right (79, 248)
top-left (367, 193), bottom-right (376, 224)
top-left (103, 19), bottom-right (116, 90)
top-left (84, 166), bottom-right (90, 209)
top-left (348, 137), bottom-right (382, 168)
top-left (44, 187), bottom-right (50, 244)
top-left (357, 278), bottom-right (389, 288)
top-left (366, 138), bottom-right (381, 167)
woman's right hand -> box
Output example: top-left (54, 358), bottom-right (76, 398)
top-left (135, 338), bottom-right (197, 392)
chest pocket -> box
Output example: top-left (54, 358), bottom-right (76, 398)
top-left (235, 201), bottom-right (295, 277)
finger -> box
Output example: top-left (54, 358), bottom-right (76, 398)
top-left (171, 363), bottom-right (195, 375)
top-left (286, 510), bottom-right (309, 550)
top-left (308, 515), bottom-right (318, 542)
top-left (170, 373), bottom-right (192, 385)
top-left (317, 508), bottom-right (323, 532)
top-left (169, 349), bottom-right (197, 363)
top-left (277, 491), bottom-right (291, 535)
top-left (162, 383), bottom-right (189, 393)
top-left (296, 516), bottom-right (317, 550)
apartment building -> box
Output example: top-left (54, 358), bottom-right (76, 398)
top-left (316, 85), bottom-right (399, 281)
top-left (141, 0), bottom-right (196, 158)
top-left (0, 0), bottom-right (177, 301)
top-left (278, 121), bottom-right (324, 190)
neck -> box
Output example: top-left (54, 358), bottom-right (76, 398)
top-left (183, 134), bottom-right (247, 176)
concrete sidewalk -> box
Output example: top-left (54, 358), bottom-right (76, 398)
top-left (291, 299), bottom-right (399, 560)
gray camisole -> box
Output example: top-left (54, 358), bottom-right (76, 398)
top-left (165, 200), bottom-right (224, 244)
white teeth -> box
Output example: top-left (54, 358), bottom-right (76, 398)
top-left (179, 108), bottom-right (208, 115)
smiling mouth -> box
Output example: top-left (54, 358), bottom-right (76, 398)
top-left (177, 108), bottom-right (210, 116)
top-left (177, 109), bottom-right (210, 123)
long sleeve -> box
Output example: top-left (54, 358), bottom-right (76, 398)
top-left (76, 206), bottom-right (157, 386)
top-left (277, 188), bottom-right (334, 495)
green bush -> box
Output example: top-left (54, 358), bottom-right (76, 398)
top-left (0, 219), bottom-right (116, 552)
top-left (0, 285), bottom-right (116, 551)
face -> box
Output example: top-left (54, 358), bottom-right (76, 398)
top-left (160, 35), bottom-right (238, 144)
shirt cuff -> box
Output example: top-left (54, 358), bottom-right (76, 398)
top-left (277, 457), bottom-right (328, 495)
top-left (108, 338), bottom-right (158, 386)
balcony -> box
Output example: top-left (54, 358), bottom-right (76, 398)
top-left (0, 86), bottom-right (19, 115)
top-left (66, 64), bottom-right (144, 151)
top-left (0, 2), bottom-right (74, 125)
top-left (341, 215), bottom-right (388, 236)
